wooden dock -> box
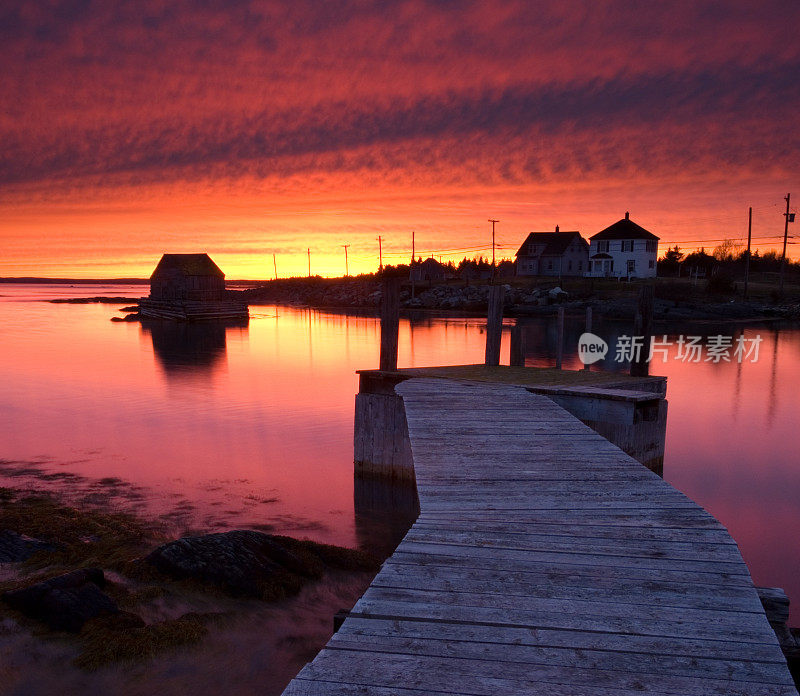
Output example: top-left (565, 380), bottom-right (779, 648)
top-left (283, 378), bottom-right (795, 695)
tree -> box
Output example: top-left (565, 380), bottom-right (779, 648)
top-left (682, 249), bottom-right (716, 277)
top-left (663, 246), bottom-right (684, 264)
top-left (657, 245), bottom-right (684, 276)
top-left (712, 239), bottom-right (742, 263)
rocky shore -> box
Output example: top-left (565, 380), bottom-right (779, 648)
top-left (243, 278), bottom-right (800, 323)
top-left (0, 487), bottom-right (377, 671)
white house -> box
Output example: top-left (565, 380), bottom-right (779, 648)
top-left (586, 213), bottom-right (659, 279)
top-left (515, 227), bottom-right (589, 277)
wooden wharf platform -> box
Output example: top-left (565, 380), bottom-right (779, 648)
top-left (283, 378), bottom-right (795, 695)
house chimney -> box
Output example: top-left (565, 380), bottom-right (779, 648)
top-left (625, 211), bottom-right (630, 220)
top-left (555, 225), bottom-right (559, 233)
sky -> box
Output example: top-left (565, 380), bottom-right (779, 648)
top-left (1, 0), bottom-right (799, 278)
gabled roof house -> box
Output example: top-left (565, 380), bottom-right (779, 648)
top-left (515, 227), bottom-right (589, 277)
top-left (587, 213), bottom-right (659, 279)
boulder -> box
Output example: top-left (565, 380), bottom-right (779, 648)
top-left (145, 530), bottom-right (374, 600)
top-left (2, 568), bottom-right (118, 632)
top-left (0, 530), bottom-right (55, 562)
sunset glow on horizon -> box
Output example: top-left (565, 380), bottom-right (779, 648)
top-left (2, 1), bottom-right (798, 279)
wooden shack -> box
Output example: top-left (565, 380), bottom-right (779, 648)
top-left (139, 253), bottom-right (249, 321)
top-left (149, 253), bottom-right (225, 301)
top-left (409, 257), bottom-right (447, 284)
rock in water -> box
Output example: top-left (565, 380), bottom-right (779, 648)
top-left (2, 568), bottom-right (119, 632)
top-left (0, 529), bottom-right (55, 562)
top-left (110, 313), bottom-right (140, 322)
top-left (145, 530), bottom-right (374, 599)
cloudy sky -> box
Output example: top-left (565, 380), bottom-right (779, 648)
top-left (2, 0), bottom-right (798, 277)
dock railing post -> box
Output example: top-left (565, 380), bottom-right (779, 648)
top-left (510, 322), bottom-right (525, 367)
top-left (484, 285), bottom-right (505, 366)
top-left (555, 306), bottom-right (565, 369)
top-left (631, 284), bottom-right (654, 376)
top-left (583, 306), bottom-right (592, 370)
top-left (379, 277), bottom-right (400, 371)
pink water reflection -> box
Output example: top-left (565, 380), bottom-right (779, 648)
top-left (1, 285), bottom-right (798, 622)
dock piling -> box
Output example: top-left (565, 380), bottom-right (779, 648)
top-left (379, 278), bottom-right (400, 371)
top-left (555, 306), bottom-right (565, 369)
top-left (509, 323), bottom-right (525, 367)
top-left (631, 285), bottom-right (654, 376)
top-left (584, 306), bottom-right (592, 370)
top-left (484, 285), bottom-right (505, 366)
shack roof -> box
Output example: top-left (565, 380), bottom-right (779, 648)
top-left (150, 254), bottom-right (225, 278)
top-left (515, 231), bottom-right (585, 257)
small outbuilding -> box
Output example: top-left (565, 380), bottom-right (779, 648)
top-left (140, 253), bottom-right (248, 321)
top-left (149, 253), bottom-right (226, 301)
top-left (410, 257), bottom-right (448, 284)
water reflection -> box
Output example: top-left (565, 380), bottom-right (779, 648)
top-left (140, 320), bottom-right (249, 376)
top-left (0, 287), bottom-right (798, 623)
top-left (353, 477), bottom-right (420, 557)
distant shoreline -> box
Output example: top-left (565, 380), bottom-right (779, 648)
top-left (0, 277), bottom-right (259, 286)
top-left (9, 276), bottom-right (800, 323)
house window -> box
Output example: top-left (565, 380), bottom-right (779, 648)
top-left (547, 260), bottom-right (553, 270)
top-left (578, 261), bottom-right (583, 271)
top-left (649, 259), bottom-right (655, 269)
top-left (597, 241), bottom-right (609, 253)
top-left (646, 240), bottom-right (657, 253)
top-left (621, 240), bottom-right (634, 252)
top-left (627, 259), bottom-right (636, 274)
top-left (568, 260), bottom-right (573, 271)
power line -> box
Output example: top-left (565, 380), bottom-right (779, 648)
top-left (381, 243), bottom-right (502, 257)
top-left (657, 235), bottom-right (789, 246)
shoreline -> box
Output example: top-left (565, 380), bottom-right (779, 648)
top-left (9, 274), bottom-right (799, 324)
top-left (0, 477), bottom-right (379, 694)
top-left (240, 276), bottom-right (800, 323)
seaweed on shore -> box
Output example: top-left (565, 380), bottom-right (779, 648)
top-left (75, 612), bottom-right (213, 670)
top-left (0, 486), bottom-right (378, 671)
top-left (0, 490), bottom-right (162, 572)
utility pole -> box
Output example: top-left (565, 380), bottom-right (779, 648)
top-left (743, 207), bottom-right (752, 300)
top-left (410, 230), bottom-right (416, 300)
top-left (377, 235), bottom-right (383, 273)
top-left (307, 248), bottom-right (311, 278)
top-left (273, 253), bottom-right (277, 281)
top-left (488, 219), bottom-right (499, 281)
top-left (342, 244), bottom-right (350, 277)
top-left (779, 193), bottom-right (792, 296)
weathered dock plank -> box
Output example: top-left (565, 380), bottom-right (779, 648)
top-left (282, 379), bottom-right (793, 695)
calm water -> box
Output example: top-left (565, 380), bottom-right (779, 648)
top-left (1, 284), bottom-right (799, 625)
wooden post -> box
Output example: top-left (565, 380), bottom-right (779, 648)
top-left (583, 306), bottom-right (592, 370)
top-left (555, 306), bottom-right (565, 369)
top-left (779, 193), bottom-right (790, 297)
top-left (631, 284), bottom-right (654, 376)
top-left (379, 278), bottom-right (400, 371)
top-left (484, 285), bottom-right (505, 366)
top-left (510, 323), bottom-right (525, 367)
top-left (743, 207), bottom-right (752, 300)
